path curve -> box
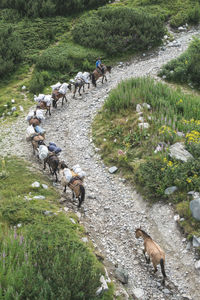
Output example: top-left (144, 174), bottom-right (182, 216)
top-left (1, 27), bottom-right (200, 299)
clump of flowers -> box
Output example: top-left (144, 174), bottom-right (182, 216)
top-left (186, 130), bottom-right (200, 144)
top-left (181, 118), bottom-right (200, 132)
top-left (158, 125), bottom-right (176, 143)
top-left (176, 99), bottom-right (183, 105)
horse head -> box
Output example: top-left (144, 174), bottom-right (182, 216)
top-left (106, 66), bottom-right (112, 73)
top-left (59, 161), bottom-right (68, 170)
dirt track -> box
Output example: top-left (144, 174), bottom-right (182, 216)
top-left (1, 27), bottom-right (200, 299)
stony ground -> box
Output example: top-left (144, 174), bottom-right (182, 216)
top-left (1, 27), bottom-right (200, 299)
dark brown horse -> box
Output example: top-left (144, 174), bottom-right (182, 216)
top-left (135, 228), bottom-right (167, 284)
top-left (36, 101), bottom-right (51, 116)
top-left (44, 153), bottom-right (60, 182)
top-left (91, 65), bottom-right (111, 87)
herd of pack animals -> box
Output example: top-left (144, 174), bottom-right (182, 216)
top-left (27, 64), bottom-right (167, 285)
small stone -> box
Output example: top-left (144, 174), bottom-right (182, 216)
top-left (42, 184), bottom-right (48, 189)
top-left (100, 275), bottom-right (108, 291)
top-left (82, 237), bottom-right (88, 243)
top-left (44, 210), bottom-right (52, 216)
top-left (17, 223), bottom-right (22, 228)
top-left (108, 166), bottom-right (118, 174)
top-left (19, 105), bottom-right (24, 112)
top-left (22, 85), bottom-right (26, 90)
top-left (174, 214), bottom-right (180, 221)
top-left (64, 207), bottom-right (69, 212)
top-left (76, 212), bottom-right (81, 218)
top-left (164, 186), bottom-right (178, 195)
top-left (32, 181), bottom-right (40, 188)
top-left (33, 195), bottom-right (45, 200)
top-left (11, 106), bottom-right (16, 112)
top-left (96, 287), bottom-right (103, 296)
top-left (11, 99), bottom-right (15, 103)
top-left (195, 260), bottom-right (200, 270)
top-left (192, 235), bottom-right (200, 247)
top-left (70, 218), bottom-right (76, 224)
top-left (163, 288), bottom-right (170, 294)
top-left (132, 288), bottom-right (144, 299)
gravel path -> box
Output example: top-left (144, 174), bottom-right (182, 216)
top-left (1, 27), bottom-right (200, 299)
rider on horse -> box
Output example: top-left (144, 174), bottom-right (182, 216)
top-left (96, 57), bottom-right (104, 75)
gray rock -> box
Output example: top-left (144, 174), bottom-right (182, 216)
top-left (178, 26), bottom-right (187, 32)
top-left (115, 267), bottom-right (128, 284)
top-left (136, 104), bottom-right (142, 112)
top-left (70, 218), bottom-right (76, 224)
top-left (44, 210), bottom-right (53, 216)
top-left (96, 287), bottom-right (103, 296)
top-left (82, 237), bottom-right (88, 243)
top-left (192, 235), bottom-right (200, 247)
top-left (142, 103), bottom-right (151, 110)
top-left (163, 288), bottom-right (170, 294)
top-left (190, 198), bottom-right (200, 221)
top-left (132, 288), bottom-right (144, 299)
top-left (100, 275), bottom-right (108, 291)
top-left (32, 181), bottom-right (40, 188)
top-left (108, 166), bottom-right (118, 174)
top-left (11, 106), bottom-right (16, 112)
top-left (169, 142), bottom-right (193, 162)
top-left (164, 186), bottom-right (178, 195)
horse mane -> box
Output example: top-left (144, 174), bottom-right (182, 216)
top-left (136, 228), bottom-right (152, 239)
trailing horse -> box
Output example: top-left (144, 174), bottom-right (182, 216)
top-left (59, 162), bottom-right (85, 208)
top-left (135, 228), bottom-right (167, 284)
top-left (44, 152), bottom-right (60, 182)
top-left (31, 134), bottom-right (45, 155)
top-left (91, 65), bottom-right (111, 87)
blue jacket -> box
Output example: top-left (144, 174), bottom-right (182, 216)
top-left (96, 60), bottom-right (101, 68)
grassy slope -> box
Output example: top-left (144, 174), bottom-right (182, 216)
top-left (0, 157), bottom-right (114, 298)
top-left (92, 77), bottom-right (200, 240)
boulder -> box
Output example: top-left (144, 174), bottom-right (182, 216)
top-left (169, 142), bottom-right (193, 162)
top-left (190, 198), bottom-right (200, 221)
top-left (192, 235), bottom-right (200, 247)
top-left (115, 267), bottom-right (128, 284)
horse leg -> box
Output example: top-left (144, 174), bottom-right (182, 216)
top-left (78, 86), bottom-right (82, 96)
top-left (73, 86), bottom-right (76, 99)
top-left (54, 170), bottom-right (58, 182)
top-left (63, 185), bottom-right (66, 193)
top-left (62, 96), bottom-right (64, 106)
top-left (48, 106), bottom-right (51, 116)
top-left (88, 83), bottom-right (90, 89)
top-left (143, 248), bottom-right (150, 263)
top-left (105, 75), bottom-right (107, 82)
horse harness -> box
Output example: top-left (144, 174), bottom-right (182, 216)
top-left (68, 176), bottom-right (83, 197)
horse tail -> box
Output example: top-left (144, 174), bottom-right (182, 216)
top-left (91, 73), bottom-right (96, 87)
top-left (78, 184), bottom-right (85, 208)
top-left (160, 259), bottom-right (166, 278)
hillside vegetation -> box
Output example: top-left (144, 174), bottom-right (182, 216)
top-left (92, 77), bottom-right (200, 239)
top-left (159, 37), bottom-right (200, 89)
top-left (0, 157), bottom-right (113, 299)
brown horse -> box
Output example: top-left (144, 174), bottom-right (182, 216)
top-left (91, 65), bottom-right (111, 87)
top-left (36, 101), bottom-right (51, 116)
top-left (31, 135), bottom-right (45, 155)
top-left (59, 162), bottom-right (85, 208)
top-left (51, 84), bottom-right (71, 108)
top-left (135, 228), bottom-right (166, 284)
top-left (29, 117), bottom-right (41, 127)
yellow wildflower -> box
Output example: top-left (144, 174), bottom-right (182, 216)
top-left (186, 178), bottom-right (192, 183)
top-left (167, 161), bottom-right (173, 167)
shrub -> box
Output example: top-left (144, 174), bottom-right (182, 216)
top-left (72, 7), bottom-right (165, 55)
top-left (0, 0), bottom-right (113, 17)
top-left (0, 26), bottom-right (23, 78)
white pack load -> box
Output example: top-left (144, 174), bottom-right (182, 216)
top-left (58, 83), bottom-right (69, 95)
top-left (38, 145), bottom-right (49, 160)
top-left (34, 94), bottom-right (45, 102)
top-left (43, 95), bottom-right (52, 106)
top-left (51, 82), bottom-right (62, 91)
top-left (35, 109), bottom-right (45, 121)
top-left (69, 79), bottom-right (75, 84)
top-left (26, 110), bottom-right (35, 121)
top-left (64, 168), bottom-right (73, 183)
top-left (75, 72), bottom-right (83, 81)
top-left (82, 72), bottom-right (90, 84)
top-left (26, 125), bottom-right (35, 140)
top-left (72, 164), bottom-right (86, 179)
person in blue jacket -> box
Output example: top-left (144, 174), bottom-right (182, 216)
top-left (96, 57), bottom-right (104, 74)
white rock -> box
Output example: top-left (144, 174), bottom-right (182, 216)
top-left (22, 85), bottom-right (26, 90)
top-left (100, 275), bottom-right (108, 291)
top-left (70, 218), bottom-right (76, 224)
top-left (142, 103), bottom-right (151, 110)
top-left (136, 104), bottom-right (142, 112)
top-left (174, 214), bottom-right (180, 221)
top-left (132, 288), bottom-right (144, 299)
top-left (11, 99), bottom-right (15, 103)
top-left (31, 181), bottom-right (40, 188)
top-left (19, 105), bottom-right (24, 112)
top-left (195, 260), bottom-right (200, 270)
top-left (42, 184), bottom-right (48, 189)
top-left (33, 195), bottom-right (45, 200)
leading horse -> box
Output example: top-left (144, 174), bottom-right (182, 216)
top-left (135, 228), bottom-right (167, 284)
top-left (91, 65), bottom-right (111, 87)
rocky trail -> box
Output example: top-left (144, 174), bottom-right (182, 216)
top-left (1, 27), bottom-right (200, 299)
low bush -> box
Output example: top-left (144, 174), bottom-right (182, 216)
top-left (159, 38), bottom-right (200, 89)
top-left (72, 7), bottom-right (165, 55)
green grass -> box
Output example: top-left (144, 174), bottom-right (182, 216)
top-left (92, 77), bottom-right (200, 240)
top-left (0, 157), bottom-right (114, 299)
